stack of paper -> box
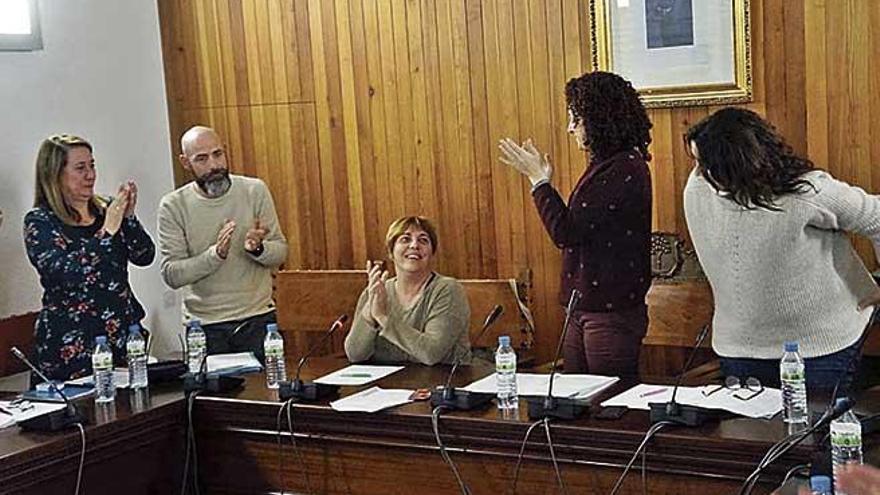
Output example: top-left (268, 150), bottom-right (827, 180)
top-left (0, 401), bottom-right (66, 430)
top-left (462, 373), bottom-right (619, 401)
top-left (314, 365), bottom-right (405, 386)
top-left (600, 384), bottom-right (782, 419)
top-left (67, 370), bottom-right (131, 389)
top-left (206, 352), bottom-right (263, 376)
top-left (329, 387), bottom-right (414, 413)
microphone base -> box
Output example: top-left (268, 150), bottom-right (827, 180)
top-left (183, 372), bottom-right (245, 394)
top-left (526, 397), bottom-right (589, 420)
top-left (147, 360), bottom-right (187, 384)
top-left (649, 401), bottom-right (715, 426)
top-left (278, 380), bottom-right (339, 402)
top-left (429, 387), bottom-right (494, 411)
top-left (19, 409), bottom-right (87, 432)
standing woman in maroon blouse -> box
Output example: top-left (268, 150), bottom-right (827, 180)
top-left (499, 71), bottom-right (653, 377)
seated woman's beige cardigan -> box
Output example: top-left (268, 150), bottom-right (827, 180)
top-left (344, 274), bottom-right (472, 366)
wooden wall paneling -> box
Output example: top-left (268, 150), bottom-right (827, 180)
top-left (408, 0), bottom-right (441, 243)
top-left (804, 0), bottom-right (829, 170)
top-left (346, 0), bottom-right (382, 263)
top-left (215, 1), bottom-right (236, 108)
top-left (849, 0), bottom-right (873, 261)
top-left (761, 0), bottom-right (786, 146)
top-left (480, 0), bottom-right (514, 280)
top-left (300, 104), bottom-right (328, 269)
top-left (376, 0), bottom-right (403, 225)
top-left (314, 0), bottom-right (355, 269)
top-left (334, 0), bottom-right (367, 266)
top-left (871, 3), bottom-right (880, 205)
top-left (825, 3), bottom-right (848, 183)
top-left (421, 0), bottom-right (449, 275)
top-left (434, 1), bottom-right (466, 277)
top-left (781, 0), bottom-right (807, 156)
top-left (452, 0), bottom-right (483, 278)
top-left (391, 0), bottom-right (418, 230)
top-left (158, 0), bottom-right (880, 369)
top-left (240, 0), bottom-right (262, 105)
top-left (465, 0), bottom-right (498, 279)
top-left (362, 0), bottom-right (391, 257)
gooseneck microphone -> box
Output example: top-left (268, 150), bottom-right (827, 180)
top-left (648, 323), bottom-right (714, 426)
top-left (279, 314), bottom-right (348, 402)
top-left (10, 346), bottom-right (87, 431)
top-left (527, 289), bottom-right (588, 420)
top-left (430, 305), bottom-right (504, 410)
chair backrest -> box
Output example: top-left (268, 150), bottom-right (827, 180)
top-left (274, 270), bottom-right (534, 361)
top-left (275, 270), bottom-right (363, 359)
top-left (458, 278), bottom-right (533, 351)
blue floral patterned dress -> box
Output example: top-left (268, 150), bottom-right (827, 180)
top-left (23, 206), bottom-right (155, 381)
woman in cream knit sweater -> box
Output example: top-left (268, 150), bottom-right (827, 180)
top-left (684, 108), bottom-right (880, 393)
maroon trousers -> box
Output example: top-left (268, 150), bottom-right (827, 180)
top-left (562, 304), bottom-right (647, 377)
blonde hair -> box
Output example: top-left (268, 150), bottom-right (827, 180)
top-left (385, 216), bottom-right (439, 254)
top-left (33, 134), bottom-right (105, 225)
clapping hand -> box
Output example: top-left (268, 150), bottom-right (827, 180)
top-left (245, 218), bottom-right (268, 253)
top-left (103, 185), bottom-right (131, 236)
top-left (498, 138), bottom-right (553, 186)
top-left (363, 260), bottom-right (389, 327)
top-left (123, 181), bottom-right (138, 218)
top-left (215, 219), bottom-right (236, 259)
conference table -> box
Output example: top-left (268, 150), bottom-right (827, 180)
top-left (0, 358), bottom-right (874, 495)
top-left (195, 358), bottom-right (823, 495)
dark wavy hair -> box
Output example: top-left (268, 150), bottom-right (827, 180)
top-left (565, 71), bottom-right (652, 161)
top-left (685, 107), bottom-right (815, 210)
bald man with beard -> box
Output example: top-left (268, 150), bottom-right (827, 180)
top-left (157, 126), bottom-right (288, 362)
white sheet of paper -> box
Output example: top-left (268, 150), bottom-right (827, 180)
top-left (329, 386), bottom-right (414, 413)
top-left (314, 365), bottom-right (405, 386)
top-left (462, 373), bottom-right (619, 400)
top-left (600, 383), bottom-right (782, 419)
top-left (67, 370), bottom-right (131, 389)
top-left (206, 352), bottom-right (263, 375)
top-left (0, 400), bottom-right (67, 430)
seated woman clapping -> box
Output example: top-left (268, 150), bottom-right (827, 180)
top-left (344, 216), bottom-right (471, 366)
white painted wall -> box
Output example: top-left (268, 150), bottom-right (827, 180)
top-left (0, 0), bottom-right (181, 355)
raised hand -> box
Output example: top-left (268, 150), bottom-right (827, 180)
top-left (215, 219), bottom-right (236, 259)
top-left (498, 137), bottom-right (553, 186)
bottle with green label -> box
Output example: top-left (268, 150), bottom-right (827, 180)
top-left (780, 341), bottom-right (807, 424)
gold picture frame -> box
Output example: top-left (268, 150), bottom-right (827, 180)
top-left (589, 0), bottom-right (752, 108)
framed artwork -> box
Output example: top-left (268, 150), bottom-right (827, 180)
top-left (589, 0), bottom-right (752, 108)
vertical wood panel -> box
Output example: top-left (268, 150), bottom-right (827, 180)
top-left (159, 0), bottom-right (880, 362)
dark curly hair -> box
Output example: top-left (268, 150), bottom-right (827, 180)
top-left (565, 71), bottom-right (652, 161)
top-left (685, 107), bottom-right (815, 210)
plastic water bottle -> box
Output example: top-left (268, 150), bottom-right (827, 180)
top-left (780, 341), bottom-right (808, 424)
top-left (831, 399), bottom-right (863, 495)
top-left (495, 335), bottom-right (518, 417)
top-left (187, 319), bottom-right (207, 374)
top-left (126, 324), bottom-right (149, 389)
top-left (264, 323), bottom-right (287, 389)
top-left (810, 475), bottom-right (832, 495)
top-left (92, 336), bottom-right (115, 403)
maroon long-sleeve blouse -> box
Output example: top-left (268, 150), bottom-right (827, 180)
top-left (532, 149), bottom-right (652, 312)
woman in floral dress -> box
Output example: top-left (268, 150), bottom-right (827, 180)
top-left (23, 134), bottom-right (154, 381)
